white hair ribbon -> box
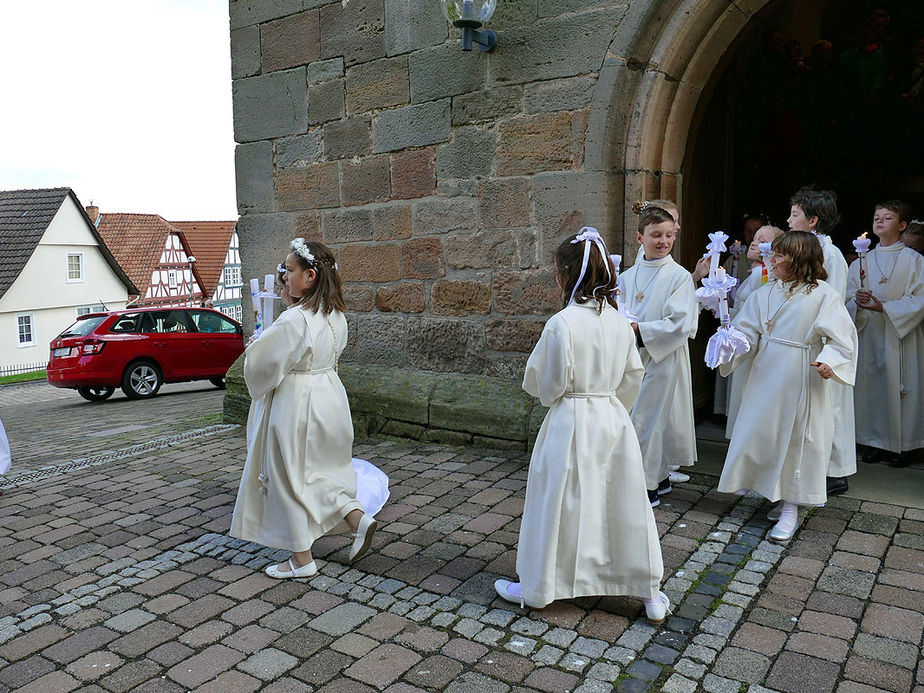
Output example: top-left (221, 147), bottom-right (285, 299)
top-left (568, 227), bottom-right (612, 305)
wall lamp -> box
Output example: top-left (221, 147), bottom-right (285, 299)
top-left (440, 0), bottom-right (498, 52)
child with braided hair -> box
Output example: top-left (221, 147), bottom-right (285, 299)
top-left (495, 228), bottom-right (668, 623)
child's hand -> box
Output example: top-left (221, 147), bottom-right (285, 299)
top-left (811, 361), bottom-right (833, 379)
top-left (692, 256), bottom-right (711, 283)
top-left (855, 289), bottom-right (883, 312)
top-left (630, 322), bottom-right (639, 335)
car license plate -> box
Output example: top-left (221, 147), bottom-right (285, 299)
top-left (53, 347), bottom-right (71, 357)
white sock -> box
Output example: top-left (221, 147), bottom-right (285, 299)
top-left (774, 502), bottom-right (798, 533)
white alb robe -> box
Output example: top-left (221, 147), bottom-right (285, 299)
top-left (619, 256), bottom-right (699, 488)
top-left (847, 242), bottom-right (924, 453)
top-left (0, 417), bottom-right (9, 476)
top-left (719, 281), bottom-right (858, 505)
top-left (718, 265), bottom-right (762, 422)
top-left (815, 234), bottom-right (856, 478)
top-left (231, 306), bottom-right (363, 552)
top-left (517, 301), bottom-right (662, 607)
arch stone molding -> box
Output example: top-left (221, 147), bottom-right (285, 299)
top-left (585, 0), bottom-right (772, 258)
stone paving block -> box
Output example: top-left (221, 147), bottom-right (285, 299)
top-left (65, 650), bottom-right (125, 681)
top-left (442, 637), bottom-right (488, 663)
top-left (766, 651), bottom-right (841, 693)
top-left (861, 603), bottom-right (924, 644)
top-left (42, 625), bottom-right (118, 664)
top-left (344, 643), bottom-right (422, 688)
top-left (104, 608), bottom-right (156, 633)
top-left (0, 623), bottom-right (69, 661)
top-left (195, 669), bottom-right (262, 693)
top-left (237, 647), bottom-right (299, 680)
top-left (786, 631), bottom-right (849, 663)
top-left (844, 655), bottom-right (914, 692)
top-left (166, 644), bottom-right (246, 689)
top-left (523, 666), bottom-right (579, 692)
top-left (109, 621), bottom-right (183, 658)
top-left (475, 650), bottom-right (535, 683)
top-left (15, 670), bottom-right (81, 693)
top-left (0, 654), bottom-right (57, 688)
top-left (852, 632), bottom-right (920, 669)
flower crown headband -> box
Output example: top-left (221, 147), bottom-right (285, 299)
top-left (288, 238), bottom-right (339, 270)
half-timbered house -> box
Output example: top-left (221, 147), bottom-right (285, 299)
top-left (96, 214), bottom-right (204, 307)
top-left (171, 222), bottom-right (242, 322)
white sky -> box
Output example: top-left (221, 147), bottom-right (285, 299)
top-left (0, 0), bottom-right (237, 220)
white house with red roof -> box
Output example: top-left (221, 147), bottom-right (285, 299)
top-left (0, 188), bottom-right (136, 372)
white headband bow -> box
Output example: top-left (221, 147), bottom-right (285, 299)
top-left (568, 227), bottom-right (612, 305)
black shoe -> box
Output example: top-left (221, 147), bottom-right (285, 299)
top-left (882, 452), bottom-right (910, 467)
top-left (826, 476), bottom-right (848, 495)
top-left (857, 445), bottom-right (879, 463)
top-left (648, 489), bottom-right (660, 508)
top-left (657, 477), bottom-right (672, 495)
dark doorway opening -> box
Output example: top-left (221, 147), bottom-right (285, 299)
top-left (683, 0), bottom-right (924, 413)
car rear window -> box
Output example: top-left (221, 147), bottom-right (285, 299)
top-left (187, 311), bottom-right (240, 334)
top-left (57, 316), bottom-right (107, 338)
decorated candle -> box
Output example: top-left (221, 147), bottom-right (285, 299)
top-left (262, 274), bottom-right (276, 328)
top-left (853, 232), bottom-right (871, 288)
top-left (250, 278), bottom-right (263, 334)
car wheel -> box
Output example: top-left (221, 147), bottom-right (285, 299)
top-left (121, 361), bottom-right (162, 399)
top-left (209, 377), bottom-right (226, 389)
top-left (77, 386), bottom-right (115, 402)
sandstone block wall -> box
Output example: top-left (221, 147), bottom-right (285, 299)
top-left (229, 0), bottom-right (635, 385)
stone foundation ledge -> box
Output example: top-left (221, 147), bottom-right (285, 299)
top-left (223, 356), bottom-right (547, 450)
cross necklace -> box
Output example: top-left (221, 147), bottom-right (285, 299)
top-left (632, 263), bottom-right (665, 302)
top-left (872, 247), bottom-right (900, 284)
top-left (764, 283), bottom-right (800, 334)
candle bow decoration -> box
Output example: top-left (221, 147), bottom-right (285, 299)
top-left (249, 273), bottom-right (280, 339)
top-left (610, 253), bottom-right (623, 309)
top-left (758, 241), bottom-right (773, 284)
top-left (853, 232), bottom-right (871, 289)
top-left (694, 231), bottom-right (750, 368)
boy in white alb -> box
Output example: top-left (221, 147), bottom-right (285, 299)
top-left (847, 200), bottom-right (924, 466)
top-left (619, 203), bottom-right (699, 506)
top-left (787, 187), bottom-right (854, 495)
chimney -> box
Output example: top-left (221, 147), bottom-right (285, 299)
top-left (86, 204), bottom-right (100, 225)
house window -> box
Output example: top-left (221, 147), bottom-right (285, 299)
top-left (232, 304), bottom-right (243, 322)
top-left (17, 314), bottom-right (35, 346)
top-left (77, 304), bottom-right (107, 317)
top-left (224, 266), bottom-right (242, 287)
top-left (67, 253), bottom-right (83, 282)
top-left (168, 270), bottom-right (178, 288)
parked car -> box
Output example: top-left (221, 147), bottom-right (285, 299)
top-left (47, 307), bottom-right (245, 402)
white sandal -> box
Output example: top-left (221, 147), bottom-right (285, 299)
top-left (494, 579), bottom-right (526, 608)
top-left (265, 558), bottom-right (318, 579)
top-left (349, 514), bottom-right (378, 563)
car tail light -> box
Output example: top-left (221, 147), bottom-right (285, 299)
top-left (82, 340), bottom-right (105, 355)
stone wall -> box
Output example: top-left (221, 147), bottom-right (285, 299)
top-left (229, 0), bottom-right (634, 385)
top-left (226, 0), bottom-right (770, 435)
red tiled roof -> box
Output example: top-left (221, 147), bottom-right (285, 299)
top-left (96, 214), bottom-right (203, 298)
top-left (171, 221), bottom-right (236, 297)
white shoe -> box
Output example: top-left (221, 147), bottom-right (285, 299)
top-left (265, 558), bottom-right (318, 579)
top-left (494, 579), bottom-right (526, 608)
top-left (644, 591), bottom-right (671, 624)
top-left (767, 502), bottom-right (784, 521)
top-left (349, 513), bottom-right (378, 563)
top-left (669, 470), bottom-right (690, 483)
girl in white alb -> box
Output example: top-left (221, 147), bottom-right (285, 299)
top-left (231, 239), bottom-right (384, 579)
top-left (847, 201), bottom-right (924, 466)
top-left (494, 228), bottom-right (669, 624)
top-left (719, 231), bottom-right (857, 542)
top-left (618, 203), bottom-right (699, 506)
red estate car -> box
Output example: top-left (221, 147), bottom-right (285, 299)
top-left (47, 307), bottom-right (245, 402)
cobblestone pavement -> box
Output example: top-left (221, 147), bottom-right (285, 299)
top-left (0, 383), bottom-right (922, 692)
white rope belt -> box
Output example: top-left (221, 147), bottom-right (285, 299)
top-left (289, 366), bottom-right (335, 375)
top-left (563, 391), bottom-right (618, 398)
